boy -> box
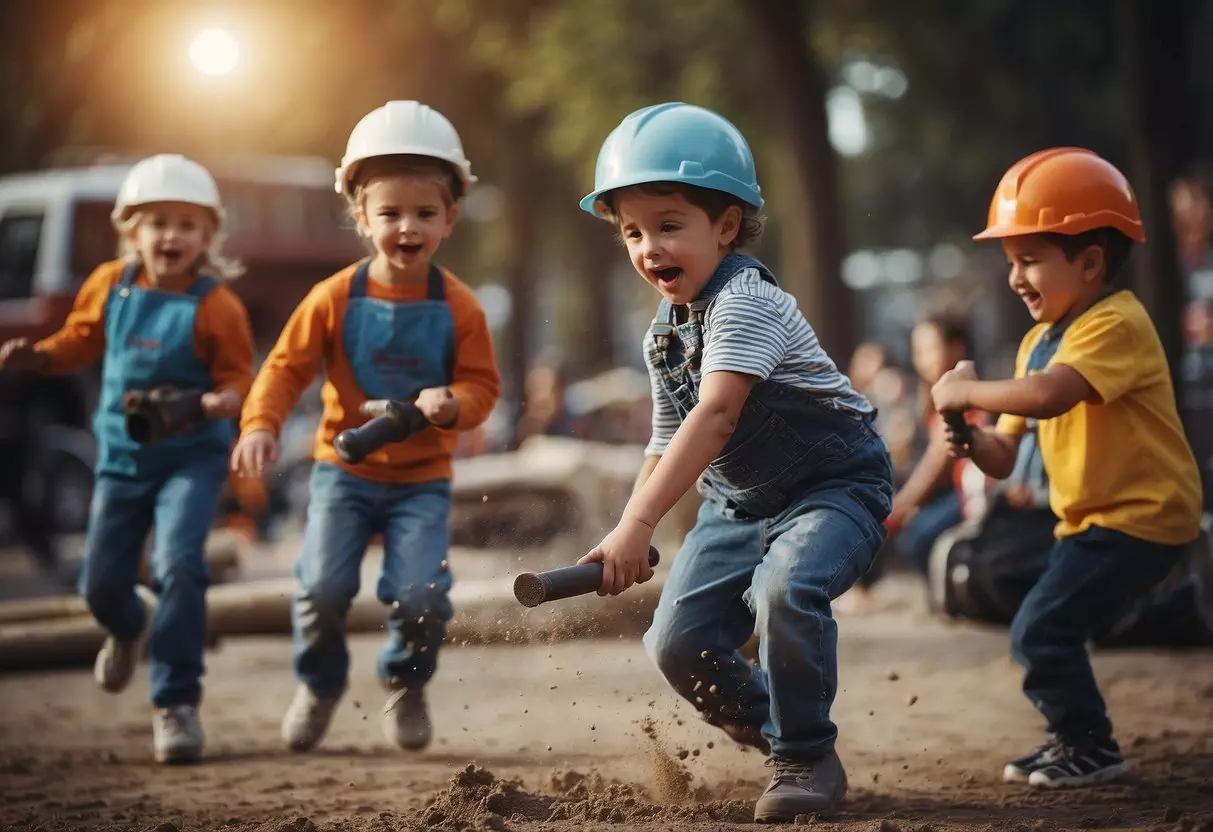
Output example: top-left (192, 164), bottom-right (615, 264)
top-left (932, 147), bottom-right (1203, 787)
top-left (576, 102), bottom-right (894, 821)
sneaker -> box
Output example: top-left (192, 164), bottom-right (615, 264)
top-left (94, 598), bottom-right (151, 694)
top-left (382, 686), bottom-right (432, 751)
top-left (1027, 741), bottom-right (1130, 788)
top-left (153, 705), bottom-right (204, 764)
top-left (1003, 737), bottom-right (1064, 783)
top-left (281, 684), bottom-right (342, 752)
top-left (753, 751), bottom-right (848, 823)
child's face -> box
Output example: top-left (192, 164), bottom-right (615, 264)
top-left (910, 323), bottom-right (964, 386)
top-left (614, 189), bottom-right (738, 305)
top-left (358, 176), bottom-right (458, 279)
top-left (133, 203), bottom-right (213, 283)
top-left (1002, 235), bottom-right (1103, 323)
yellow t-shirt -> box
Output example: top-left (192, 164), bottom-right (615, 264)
top-left (995, 290), bottom-right (1202, 544)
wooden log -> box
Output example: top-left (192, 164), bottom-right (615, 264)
top-left (0, 571), bottom-right (668, 672)
top-left (0, 533), bottom-right (244, 626)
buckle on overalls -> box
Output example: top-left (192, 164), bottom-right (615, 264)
top-left (652, 323), bottom-right (674, 355)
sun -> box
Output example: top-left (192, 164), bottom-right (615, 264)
top-left (189, 27), bottom-right (239, 77)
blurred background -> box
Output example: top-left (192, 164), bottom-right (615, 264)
top-left (2, 0), bottom-right (1213, 620)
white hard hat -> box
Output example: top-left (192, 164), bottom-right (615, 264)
top-left (111, 154), bottom-right (225, 227)
top-left (335, 100), bottom-right (477, 198)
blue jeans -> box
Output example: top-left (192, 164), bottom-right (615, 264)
top-left (77, 455), bottom-right (227, 707)
top-left (292, 462), bottom-right (453, 698)
top-left (897, 490), bottom-right (964, 575)
top-left (1010, 525), bottom-right (1185, 745)
top-left (644, 482), bottom-right (887, 761)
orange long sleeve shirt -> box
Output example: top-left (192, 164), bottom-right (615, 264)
top-left (240, 263), bottom-right (501, 484)
top-left (34, 259), bottom-right (256, 397)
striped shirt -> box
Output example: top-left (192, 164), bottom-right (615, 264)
top-left (645, 267), bottom-right (872, 456)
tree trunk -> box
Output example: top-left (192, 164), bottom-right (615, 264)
top-left (1121, 0), bottom-right (1193, 400)
top-left (502, 115), bottom-right (543, 445)
top-left (573, 215), bottom-right (621, 374)
top-left (750, 0), bottom-right (857, 363)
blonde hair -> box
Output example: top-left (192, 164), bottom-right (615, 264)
top-left (345, 155), bottom-right (461, 236)
top-left (114, 208), bottom-right (244, 280)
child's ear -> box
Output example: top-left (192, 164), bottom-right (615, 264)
top-left (353, 206), bottom-right (371, 238)
top-left (717, 205), bottom-right (742, 247)
top-left (1080, 244), bottom-right (1106, 283)
top-left (443, 201), bottom-right (462, 237)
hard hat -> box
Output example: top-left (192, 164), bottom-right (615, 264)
top-left (111, 154), bottom-right (224, 227)
top-left (974, 147), bottom-right (1145, 243)
top-left (580, 102), bottom-right (762, 217)
top-left (335, 100), bottom-right (476, 197)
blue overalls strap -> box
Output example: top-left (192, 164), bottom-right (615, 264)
top-left (349, 260), bottom-right (446, 300)
top-left (119, 260), bottom-right (141, 287)
top-left (350, 259), bottom-right (372, 298)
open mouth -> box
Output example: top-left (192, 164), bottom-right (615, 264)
top-left (398, 242), bottom-right (424, 256)
top-left (1019, 289), bottom-right (1043, 310)
top-left (649, 265), bottom-right (684, 290)
top-left (156, 248), bottom-right (184, 265)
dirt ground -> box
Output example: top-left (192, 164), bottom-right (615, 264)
top-left (1, 580), bottom-right (1212, 832)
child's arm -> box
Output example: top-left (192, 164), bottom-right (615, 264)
top-left (578, 369), bottom-right (757, 594)
top-left (954, 426), bottom-right (1022, 480)
top-left (625, 370), bottom-right (756, 526)
top-left (426, 280), bottom-right (501, 429)
top-left (2, 265), bottom-right (120, 373)
top-left (239, 285), bottom-right (333, 439)
top-left (195, 286), bottom-right (256, 420)
top-left (933, 360), bottom-right (1094, 422)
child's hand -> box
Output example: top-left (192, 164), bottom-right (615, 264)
top-left (577, 516), bottom-right (656, 596)
top-left (0, 338), bottom-right (47, 372)
top-left (931, 359), bottom-right (977, 414)
top-left (230, 429), bottom-right (278, 477)
top-left (201, 388), bottom-right (242, 420)
top-left (942, 421), bottom-right (975, 458)
top-left (415, 386), bottom-right (459, 427)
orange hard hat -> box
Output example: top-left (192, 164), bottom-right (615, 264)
top-left (973, 147), bottom-right (1145, 243)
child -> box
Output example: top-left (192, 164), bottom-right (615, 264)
top-left (846, 312), bottom-right (983, 609)
top-left (230, 101), bottom-right (500, 754)
top-left (576, 102), bottom-right (894, 822)
top-left (932, 147), bottom-right (1204, 787)
top-left (0, 154), bottom-right (255, 764)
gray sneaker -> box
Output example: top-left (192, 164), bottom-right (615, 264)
top-left (93, 599), bottom-right (151, 694)
top-left (382, 686), bottom-right (431, 751)
top-left (153, 705), bottom-right (204, 764)
top-left (281, 684), bottom-right (343, 752)
top-left (753, 751), bottom-right (848, 823)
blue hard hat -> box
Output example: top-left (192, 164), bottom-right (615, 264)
top-left (580, 102), bottom-right (763, 217)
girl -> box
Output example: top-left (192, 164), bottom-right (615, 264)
top-left (0, 154), bottom-right (255, 764)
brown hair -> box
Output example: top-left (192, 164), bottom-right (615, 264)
top-left (597, 182), bottom-right (765, 250)
top-left (346, 154), bottom-right (463, 214)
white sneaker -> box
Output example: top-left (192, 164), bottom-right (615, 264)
top-left (153, 705), bottom-right (204, 764)
top-left (382, 687), bottom-right (432, 751)
top-left (94, 598), bottom-right (150, 693)
top-left (281, 684), bottom-right (342, 752)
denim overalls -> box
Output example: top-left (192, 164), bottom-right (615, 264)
top-left (1008, 317), bottom-right (1187, 746)
top-left (77, 261), bottom-right (231, 708)
top-left (292, 261), bottom-right (458, 697)
top-left (641, 253), bottom-right (894, 762)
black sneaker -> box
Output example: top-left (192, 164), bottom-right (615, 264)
top-left (1003, 737), bottom-right (1064, 783)
top-left (1027, 741), bottom-right (1130, 788)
